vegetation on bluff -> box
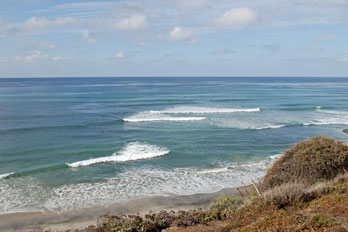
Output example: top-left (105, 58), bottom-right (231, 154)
top-left (262, 136), bottom-right (348, 189)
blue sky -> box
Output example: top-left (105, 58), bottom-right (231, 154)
top-left (0, 0), bottom-right (347, 77)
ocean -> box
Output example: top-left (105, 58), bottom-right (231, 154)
top-left (0, 77), bottom-right (348, 214)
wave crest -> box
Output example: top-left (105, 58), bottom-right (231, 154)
top-left (150, 106), bottom-right (260, 114)
top-left (0, 173), bottom-right (14, 180)
top-left (123, 115), bottom-right (206, 123)
top-left (255, 125), bottom-right (286, 130)
top-left (304, 109), bottom-right (348, 126)
top-left (67, 142), bottom-right (170, 167)
top-left (123, 106), bottom-right (260, 123)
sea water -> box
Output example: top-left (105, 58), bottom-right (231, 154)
top-left (0, 77), bottom-right (348, 214)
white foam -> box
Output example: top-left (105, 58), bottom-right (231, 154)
top-left (122, 106), bottom-right (261, 124)
top-left (150, 106), bottom-right (260, 114)
top-left (50, 154), bottom-right (282, 211)
top-left (0, 154), bottom-right (283, 214)
top-left (269, 154), bottom-right (283, 160)
top-left (303, 120), bottom-right (348, 126)
top-left (211, 116), bottom-right (287, 130)
top-left (255, 125), bottom-right (286, 130)
top-left (303, 109), bottom-right (348, 126)
top-left (228, 154), bottom-right (282, 169)
top-left (123, 116), bottom-right (206, 123)
top-left (196, 167), bottom-right (229, 174)
top-left (123, 106), bottom-right (260, 123)
top-left (0, 173), bottom-right (13, 180)
top-left (318, 109), bottom-right (348, 115)
top-left (123, 111), bottom-right (206, 123)
top-left (67, 142), bottom-right (170, 167)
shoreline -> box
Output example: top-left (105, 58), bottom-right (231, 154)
top-left (0, 187), bottom-right (239, 232)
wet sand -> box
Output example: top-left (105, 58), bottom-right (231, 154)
top-left (0, 187), bottom-right (239, 232)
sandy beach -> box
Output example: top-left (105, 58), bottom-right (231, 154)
top-left (0, 187), bottom-right (239, 231)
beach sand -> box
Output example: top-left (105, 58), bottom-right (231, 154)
top-left (0, 187), bottom-right (239, 232)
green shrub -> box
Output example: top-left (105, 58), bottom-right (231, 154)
top-left (93, 196), bottom-right (243, 232)
top-left (262, 136), bottom-right (348, 189)
top-left (208, 196), bottom-right (243, 220)
top-left (310, 215), bottom-right (337, 228)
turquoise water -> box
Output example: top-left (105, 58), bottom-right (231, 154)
top-left (1, 77), bottom-right (348, 213)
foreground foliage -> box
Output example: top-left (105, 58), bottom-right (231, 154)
top-left (223, 174), bottom-right (348, 232)
top-left (90, 197), bottom-right (243, 232)
top-left (262, 136), bottom-right (348, 189)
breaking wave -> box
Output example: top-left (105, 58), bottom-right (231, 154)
top-left (123, 116), bottom-right (206, 123)
top-left (254, 125), bottom-right (286, 130)
top-left (67, 142), bottom-right (170, 168)
top-left (123, 106), bottom-right (260, 123)
top-left (150, 106), bottom-right (260, 114)
top-left (303, 109), bottom-right (348, 126)
top-left (0, 154), bottom-right (281, 213)
top-left (0, 173), bottom-right (14, 180)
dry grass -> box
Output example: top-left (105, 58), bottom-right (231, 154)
top-left (223, 173), bottom-right (348, 232)
top-left (262, 173), bottom-right (348, 209)
top-left (262, 182), bottom-right (314, 208)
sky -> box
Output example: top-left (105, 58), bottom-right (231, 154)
top-left (0, 0), bottom-right (347, 77)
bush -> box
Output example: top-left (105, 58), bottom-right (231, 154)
top-left (95, 210), bottom-right (208, 232)
top-left (310, 215), bottom-right (337, 228)
top-left (208, 196), bottom-right (243, 220)
top-left (262, 136), bottom-right (348, 189)
top-left (93, 196), bottom-right (243, 232)
top-left (262, 182), bottom-right (315, 208)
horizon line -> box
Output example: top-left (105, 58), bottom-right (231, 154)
top-left (1, 76), bottom-right (348, 79)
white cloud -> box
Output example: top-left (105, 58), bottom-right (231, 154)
top-left (338, 57), bottom-right (348, 62)
top-left (0, 16), bottom-right (80, 36)
top-left (52, 56), bottom-right (69, 61)
top-left (13, 52), bottom-right (68, 63)
top-left (114, 51), bottom-right (126, 59)
top-left (15, 51), bottom-right (48, 63)
top-left (167, 27), bottom-right (194, 42)
top-left (82, 29), bottom-right (97, 43)
top-left (22, 16), bottom-right (79, 30)
top-left (107, 15), bottom-right (146, 31)
top-left (213, 7), bottom-right (259, 28)
top-left (36, 41), bottom-right (56, 50)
